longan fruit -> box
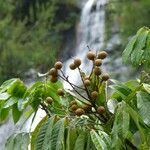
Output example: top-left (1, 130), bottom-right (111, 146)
top-left (49, 68), bottom-right (58, 77)
top-left (69, 100), bottom-right (77, 106)
top-left (94, 67), bottom-right (101, 76)
top-left (97, 51), bottom-right (108, 59)
top-left (74, 58), bottom-right (81, 67)
top-left (46, 97), bottom-right (53, 104)
top-left (84, 79), bottom-right (91, 86)
top-left (95, 59), bottom-right (102, 66)
top-left (54, 61), bottom-right (63, 70)
top-left (101, 73), bottom-right (110, 81)
top-left (97, 106), bottom-right (105, 114)
top-left (87, 51), bottom-right (96, 60)
top-left (57, 88), bottom-right (65, 96)
top-left (69, 63), bottom-right (76, 70)
top-left (75, 108), bottom-right (85, 116)
top-left (91, 91), bottom-right (98, 100)
top-left (71, 104), bottom-right (78, 111)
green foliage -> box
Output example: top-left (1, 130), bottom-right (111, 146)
top-left (0, 27), bottom-right (150, 150)
top-left (5, 133), bottom-right (30, 150)
top-left (123, 27), bottom-right (150, 67)
top-left (106, 0), bottom-right (150, 40)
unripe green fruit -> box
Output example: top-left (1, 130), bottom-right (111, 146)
top-left (46, 97), bottom-right (53, 104)
top-left (91, 91), bottom-right (98, 100)
top-left (54, 61), bottom-right (63, 70)
top-left (69, 63), bottom-right (76, 70)
top-left (69, 100), bottom-right (77, 106)
top-left (49, 68), bottom-right (58, 77)
top-left (57, 88), bottom-right (65, 96)
top-left (97, 51), bottom-right (108, 59)
top-left (94, 67), bottom-right (101, 75)
top-left (74, 58), bottom-right (81, 67)
top-left (71, 104), bottom-right (78, 111)
top-left (97, 106), bottom-right (105, 114)
top-left (87, 51), bottom-right (96, 60)
top-left (84, 79), bottom-right (91, 86)
top-left (95, 59), bottom-right (102, 66)
top-left (75, 108), bottom-right (85, 116)
top-left (101, 73), bottom-right (110, 81)
top-left (50, 76), bottom-right (58, 83)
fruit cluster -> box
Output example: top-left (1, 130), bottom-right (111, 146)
top-left (47, 50), bottom-right (110, 122)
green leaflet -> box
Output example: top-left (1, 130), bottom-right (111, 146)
top-left (5, 133), bottom-right (30, 150)
top-left (122, 26), bottom-right (150, 67)
top-left (66, 128), bottom-right (78, 150)
top-left (50, 118), bottom-right (65, 150)
top-left (35, 116), bottom-right (56, 150)
top-left (0, 79), bottom-right (18, 94)
top-left (7, 79), bottom-right (27, 98)
top-left (122, 35), bottom-right (137, 63)
top-left (90, 130), bottom-right (110, 150)
top-left (110, 79), bottom-right (132, 100)
top-left (131, 27), bottom-right (148, 66)
top-left (126, 104), bottom-right (149, 145)
top-left (111, 103), bottom-right (130, 149)
top-left (12, 103), bottom-right (22, 123)
top-left (31, 116), bottom-right (48, 150)
top-left (3, 97), bottom-right (19, 108)
top-left (143, 83), bottom-right (150, 94)
top-left (0, 107), bottom-right (9, 122)
top-left (74, 132), bottom-right (86, 150)
top-left (144, 32), bottom-right (150, 67)
top-left (137, 91), bottom-right (150, 126)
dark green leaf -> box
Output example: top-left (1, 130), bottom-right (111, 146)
top-left (122, 35), bottom-right (137, 64)
top-left (3, 97), bottom-right (19, 108)
top-left (12, 103), bottom-right (22, 123)
top-left (74, 131), bottom-right (86, 150)
top-left (35, 116), bottom-right (56, 150)
top-left (137, 91), bottom-right (150, 126)
top-left (111, 103), bottom-right (130, 149)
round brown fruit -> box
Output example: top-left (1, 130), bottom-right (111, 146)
top-left (75, 108), bottom-right (85, 116)
top-left (50, 76), bottom-right (58, 83)
top-left (91, 91), bottom-right (98, 100)
top-left (95, 59), bottom-right (102, 66)
top-left (74, 58), bottom-right (81, 67)
top-left (84, 76), bottom-right (90, 80)
top-left (83, 105), bottom-right (91, 111)
top-left (57, 88), bottom-right (65, 96)
top-left (97, 51), bottom-right (108, 59)
top-left (97, 106), bottom-right (105, 114)
top-left (69, 63), bottom-right (76, 70)
top-left (94, 67), bottom-right (101, 76)
top-left (46, 97), bottom-right (53, 104)
top-left (49, 68), bottom-right (58, 77)
top-left (101, 73), bottom-right (110, 81)
top-left (84, 79), bottom-right (91, 86)
top-left (69, 100), bottom-right (77, 106)
top-left (87, 51), bottom-right (96, 60)
top-left (54, 61), bottom-right (63, 70)
top-left (71, 104), bottom-right (78, 111)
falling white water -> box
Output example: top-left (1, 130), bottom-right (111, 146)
top-left (63, 0), bottom-right (108, 89)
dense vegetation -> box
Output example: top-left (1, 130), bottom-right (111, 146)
top-left (0, 0), bottom-right (79, 83)
top-left (106, 0), bottom-right (150, 43)
top-left (0, 27), bottom-right (150, 150)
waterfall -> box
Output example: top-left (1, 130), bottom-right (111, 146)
top-left (63, 0), bottom-right (108, 88)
